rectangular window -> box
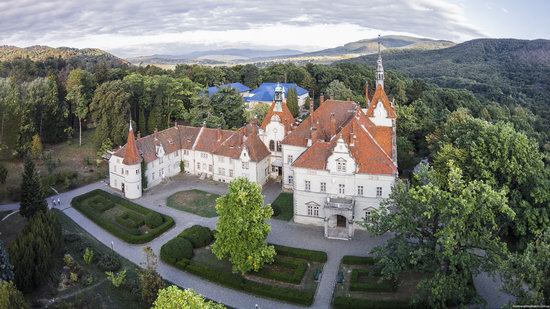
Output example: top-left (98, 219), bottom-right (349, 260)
top-left (201, 153), bottom-right (208, 159)
top-left (337, 161), bottom-right (346, 172)
top-left (276, 141), bottom-right (282, 152)
top-left (197, 162), bottom-right (201, 170)
top-left (320, 182), bottom-right (326, 192)
top-left (242, 162), bottom-right (249, 170)
top-left (357, 186), bottom-right (364, 196)
top-left (365, 210), bottom-right (372, 222)
top-left (307, 205), bottom-right (313, 216)
top-left (339, 184), bottom-right (345, 194)
top-left (376, 187), bottom-right (383, 197)
top-left (305, 180), bottom-right (311, 191)
top-left (313, 206), bottom-right (319, 217)
top-left (136, 169), bottom-right (139, 175)
top-left (208, 164), bottom-right (213, 172)
top-left (125, 170), bottom-right (129, 176)
top-left (229, 169), bottom-right (234, 177)
top-left (184, 149), bottom-right (189, 155)
top-left (288, 175), bottom-right (293, 184)
top-left (287, 155), bottom-right (293, 164)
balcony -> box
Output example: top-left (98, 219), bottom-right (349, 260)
top-left (325, 196), bottom-right (354, 210)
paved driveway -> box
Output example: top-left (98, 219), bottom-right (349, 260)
top-left (1, 175), bottom-right (514, 308)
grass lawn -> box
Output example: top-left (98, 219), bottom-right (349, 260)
top-left (72, 189), bottom-right (174, 244)
top-left (160, 229), bottom-right (324, 306)
top-left (0, 129), bottom-right (108, 204)
top-left (166, 189), bottom-right (220, 217)
top-left (0, 211), bottom-right (27, 246)
top-left (333, 256), bottom-right (425, 309)
top-left (271, 193), bottom-right (293, 221)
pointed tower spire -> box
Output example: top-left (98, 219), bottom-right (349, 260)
top-left (376, 35), bottom-right (384, 89)
top-left (123, 121), bottom-right (141, 165)
top-left (274, 82), bottom-right (283, 112)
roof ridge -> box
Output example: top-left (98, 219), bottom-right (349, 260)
top-left (192, 126), bottom-right (205, 151)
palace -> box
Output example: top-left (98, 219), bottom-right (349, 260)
top-left (108, 47), bottom-right (397, 239)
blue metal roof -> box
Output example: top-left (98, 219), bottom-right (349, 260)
top-left (208, 82), bottom-right (251, 96)
top-left (244, 82), bottom-right (309, 102)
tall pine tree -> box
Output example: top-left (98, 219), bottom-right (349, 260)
top-left (286, 87), bottom-right (299, 117)
top-left (0, 240), bottom-right (14, 281)
top-left (19, 156), bottom-right (47, 219)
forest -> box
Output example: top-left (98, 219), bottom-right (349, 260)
top-left (0, 42), bottom-right (549, 306)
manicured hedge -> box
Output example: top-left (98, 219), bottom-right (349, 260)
top-left (182, 260), bottom-right (314, 306)
top-left (254, 255), bottom-right (307, 284)
top-left (273, 244), bottom-right (327, 263)
top-left (350, 269), bottom-right (396, 292)
top-left (333, 296), bottom-right (414, 309)
top-left (72, 189), bottom-right (174, 244)
top-left (342, 255), bottom-right (377, 265)
top-left (178, 225), bottom-right (213, 248)
top-left (89, 199), bottom-right (114, 212)
top-left (145, 212), bottom-right (163, 229)
top-left (160, 237), bottom-right (193, 264)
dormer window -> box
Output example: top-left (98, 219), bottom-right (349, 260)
top-left (337, 160), bottom-right (347, 172)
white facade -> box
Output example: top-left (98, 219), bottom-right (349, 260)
top-left (108, 156), bottom-right (142, 199)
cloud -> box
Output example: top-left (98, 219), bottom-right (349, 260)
top-left (0, 0), bottom-right (483, 56)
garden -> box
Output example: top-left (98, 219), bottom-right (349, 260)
top-left (166, 189), bottom-right (220, 217)
top-left (160, 225), bottom-right (326, 306)
top-left (71, 189), bottom-right (174, 244)
top-left (270, 192), bottom-right (293, 221)
top-left (332, 255), bottom-right (424, 309)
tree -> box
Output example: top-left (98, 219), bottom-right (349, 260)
top-left (152, 285), bottom-right (225, 309)
top-left (502, 229), bottom-right (550, 305)
top-left (0, 240), bottom-right (14, 281)
top-left (106, 269), bottom-right (126, 288)
top-left (139, 246), bottom-right (165, 306)
top-left (9, 211), bottom-right (63, 292)
top-left (0, 280), bottom-right (27, 309)
top-left (186, 96), bottom-right (225, 128)
top-left (30, 134), bottom-right (43, 159)
top-left (0, 164), bottom-right (7, 185)
top-left (66, 68), bottom-right (95, 146)
top-left (89, 80), bottom-right (132, 147)
top-left (212, 178), bottom-right (275, 274)
top-left (286, 87), bottom-right (299, 117)
top-left (245, 103), bottom-right (270, 124)
top-left (367, 162), bottom-right (512, 307)
top-left (240, 64), bottom-right (260, 88)
top-left (19, 156), bottom-right (47, 219)
top-left (141, 161), bottom-right (148, 191)
top-left (210, 87), bottom-right (246, 129)
top-left (324, 80), bottom-right (354, 101)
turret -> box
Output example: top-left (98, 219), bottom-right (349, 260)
top-left (121, 121), bottom-right (143, 199)
top-left (274, 83), bottom-right (283, 112)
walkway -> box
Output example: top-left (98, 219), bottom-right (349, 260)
top-left (1, 176), bottom-right (514, 308)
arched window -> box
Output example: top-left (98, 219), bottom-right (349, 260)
top-left (269, 140), bottom-right (275, 151)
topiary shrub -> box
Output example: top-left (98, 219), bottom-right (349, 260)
top-left (97, 254), bottom-right (121, 272)
top-left (178, 225), bottom-right (213, 248)
top-left (144, 212), bottom-right (163, 229)
top-left (160, 237), bottom-right (193, 264)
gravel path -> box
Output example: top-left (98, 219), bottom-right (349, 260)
top-left (1, 176), bottom-right (514, 308)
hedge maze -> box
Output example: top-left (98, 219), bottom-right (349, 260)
top-left (71, 189), bottom-right (174, 244)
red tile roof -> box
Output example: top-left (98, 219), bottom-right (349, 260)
top-left (122, 126), bottom-right (142, 165)
top-left (261, 101), bottom-right (295, 133)
top-left (365, 85), bottom-right (396, 118)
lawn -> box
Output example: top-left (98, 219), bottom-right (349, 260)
top-left (160, 226), bottom-right (325, 306)
top-left (333, 255), bottom-right (425, 309)
top-left (166, 189), bottom-right (220, 217)
top-left (271, 192), bottom-right (293, 221)
top-left (72, 189), bottom-right (174, 244)
top-left (0, 129), bottom-right (108, 204)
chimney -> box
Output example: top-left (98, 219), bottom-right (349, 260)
top-left (330, 113), bottom-right (336, 137)
top-left (365, 81), bottom-right (371, 107)
top-left (311, 121), bottom-right (318, 143)
top-left (350, 121), bottom-right (356, 146)
top-left (217, 127), bottom-right (222, 141)
top-left (154, 128), bottom-right (158, 140)
top-left (174, 120), bottom-right (178, 127)
top-left (309, 98), bottom-right (314, 126)
top-left (320, 93), bottom-right (325, 105)
top-left (346, 97), bottom-right (350, 101)
top-left (137, 131), bottom-right (141, 139)
top-left (330, 95), bottom-right (334, 100)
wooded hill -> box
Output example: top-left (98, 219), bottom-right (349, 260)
top-left (0, 45), bottom-right (128, 66)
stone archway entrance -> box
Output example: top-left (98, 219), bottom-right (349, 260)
top-left (336, 215), bottom-right (347, 227)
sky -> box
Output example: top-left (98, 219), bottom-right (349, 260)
top-left (0, 0), bottom-right (548, 58)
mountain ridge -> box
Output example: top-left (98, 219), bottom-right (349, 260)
top-left (0, 45), bottom-right (128, 65)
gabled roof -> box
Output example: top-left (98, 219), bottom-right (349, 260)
top-left (122, 125), bottom-right (142, 165)
top-left (292, 107), bottom-right (397, 175)
top-left (365, 85), bottom-right (396, 118)
top-left (244, 82), bottom-right (308, 103)
top-left (282, 100), bottom-right (357, 147)
top-left (261, 101), bottom-right (295, 133)
top-left (208, 82), bottom-right (251, 96)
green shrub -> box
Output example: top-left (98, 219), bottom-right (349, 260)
top-left (271, 204), bottom-right (281, 217)
top-left (71, 190), bottom-right (174, 244)
top-left (349, 269), bottom-right (396, 292)
top-left (160, 237), bottom-right (193, 264)
top-left (272, 244), bottom-right (327, 262)
top-left (253, 256), bottom-right (307, 284)
top-left (333, 296), bottom-right (414, 309)
top-left (342, 255), bottom-right (377, 265)
top-left (89, 200), bottom-right (114, 213)
top-left (144, 212), bottom-right (163, 229)
top-left (178, 225), bottom-right (213, 248)
top-left (97, 254), bottom-right (121, 272)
